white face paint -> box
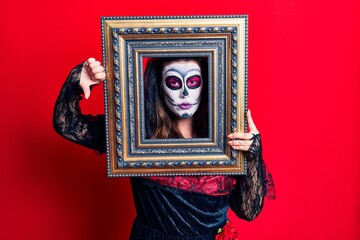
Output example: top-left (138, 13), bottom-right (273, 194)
top-left (161, 60), bottom-right (203, 119)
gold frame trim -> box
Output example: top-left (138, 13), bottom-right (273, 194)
top-left (102, 15), bottom-right (248, 177)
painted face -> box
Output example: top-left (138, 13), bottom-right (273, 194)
top-left (161, 60), bottom-right (203, 119)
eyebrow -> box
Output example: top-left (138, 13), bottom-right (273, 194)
top-left (164, 68), bottom-right (200, 78)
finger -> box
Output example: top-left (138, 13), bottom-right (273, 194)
top-left (247, 109), bottom-right (259, 134)
top-left (227, 132), bottom-right (253, 140)
top-left (87, 57), bottom-right (96, 64)
top-left (231, 145), bottom-right (250, 151)
top-left (84, 58), bottom-right (95, 69)
top-left (83, 86), bottom-right (91, 99)
top-left (228, 140), bottom-right (253, 146)
top-left (93, 72), bottom-right (106, 81)
top-left (91, 65), bottom-right (104, 74)
top-left (89, 60), bottom-right (101, 69)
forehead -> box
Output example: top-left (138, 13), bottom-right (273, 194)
top-left (162, 60), bottom-right (201, 73)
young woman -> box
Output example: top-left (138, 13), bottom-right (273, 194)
top-left (53, 57), bottom-right (274, 240)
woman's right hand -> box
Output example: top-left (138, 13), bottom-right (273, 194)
top-left (80, 58), bottom-right (106, 99)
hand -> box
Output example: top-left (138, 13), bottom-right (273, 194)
top-left (227, 109), bottom-right (259, 151)
top-left (80, 58), bottom-right (106, 99)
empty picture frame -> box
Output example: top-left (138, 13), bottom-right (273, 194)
top-left (101, 15), bottom-right (248, 177)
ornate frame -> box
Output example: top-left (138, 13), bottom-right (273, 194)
top-left (101, 15), bottom-right (248, 177)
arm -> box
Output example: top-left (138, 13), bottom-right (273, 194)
top-left (228, 134), bottom-right (267, 221)
top-left (53, 58), bottom-right (106, 153)
top-left (227, 110), bottom-right (274, 221)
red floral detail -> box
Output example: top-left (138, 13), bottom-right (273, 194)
top-left (215, 221), bottom-right (240, 240)
top-left (147, 176), bottom-right (236, 196)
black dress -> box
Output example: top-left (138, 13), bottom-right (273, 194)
top-left (53, 64), bottom-right (275, 239)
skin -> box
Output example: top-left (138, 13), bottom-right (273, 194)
top-left (227, 109), bottom-right (259, 151)
top-left (79, 57), bottom-right (259, 150)
top-left (80, 58), bottom-right (105, 99)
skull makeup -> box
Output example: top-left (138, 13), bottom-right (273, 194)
top-left (161, 60), bottom-right (203, 119)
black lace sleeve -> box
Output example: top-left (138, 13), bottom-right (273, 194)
top-left (53, 64), bottom-right (106, 153)
top-left (228, 134), bottom-right (275, 221)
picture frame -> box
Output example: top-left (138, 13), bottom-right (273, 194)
top-left (101, 15), bottom-right (248, 177)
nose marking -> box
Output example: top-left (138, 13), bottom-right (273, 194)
top-left (182, 87), bottom-right (189, 97)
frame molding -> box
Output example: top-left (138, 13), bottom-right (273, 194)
top-left (101, 15), bottom-right (248, 177)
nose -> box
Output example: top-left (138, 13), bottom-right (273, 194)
top-left (181, 86), bottom-right (189, 98)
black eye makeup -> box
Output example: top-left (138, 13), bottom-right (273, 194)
top-left (165, 76), bottom-right (182, 90)
top-left (186, 75), bottom-right (201, 89)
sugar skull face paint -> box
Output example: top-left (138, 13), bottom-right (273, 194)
top-left (161, 60), bottom-right (203, 119)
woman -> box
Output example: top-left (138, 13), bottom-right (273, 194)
top-left (144, 57), bottom-right (209, 139)
top-left (53, 57), bottom-right (274, 239)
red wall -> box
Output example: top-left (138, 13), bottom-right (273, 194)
top-left (1, 0), bottom-right (359, 239)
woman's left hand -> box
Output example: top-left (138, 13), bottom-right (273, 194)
top-left (227, 109), bottom-right (259, 151)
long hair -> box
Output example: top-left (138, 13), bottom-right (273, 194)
top-left (145, 57), bottom-right (209, 139)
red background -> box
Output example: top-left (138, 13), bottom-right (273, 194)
top-left (1, 0), bottom-right (359, 239)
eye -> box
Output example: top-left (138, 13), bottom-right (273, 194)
top-left (165, 76), bottom-right (182, 90)
top-left (186, 75), bottom-right (201, 89)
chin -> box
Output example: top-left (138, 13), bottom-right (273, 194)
top-left (180, 113), bottom-right (192, 119)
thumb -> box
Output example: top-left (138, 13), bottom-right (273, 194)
top-left (247, 109), bottom-right (259, 133)
top-left (83, 85), bottom-right (91, 99)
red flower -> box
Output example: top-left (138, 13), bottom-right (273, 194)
top-left (215, 221), bottom-right (239, 240)
top-left (146, 176), bottom-right (236, 196)
top-left (175, 177), bottom-right (193, 191)
top-left (199, 176), bottom-right (219, 195)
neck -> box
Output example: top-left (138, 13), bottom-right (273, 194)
top-left (177, 118), bottom-right (193, 138)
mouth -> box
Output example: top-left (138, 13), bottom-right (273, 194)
top-left (179, 103), bottom-right (192, 110)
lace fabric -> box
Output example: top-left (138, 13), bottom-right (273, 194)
top-left (147, 175), bottom-right (237, 196)
top-left (53, 63), bottom-right (275, 229)
top-left (247, 134), bottom-right (276, 201)
top-left (53, 64), bottom-right (106, 153)
top-left (228, 134), bottom-right (276, 221)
